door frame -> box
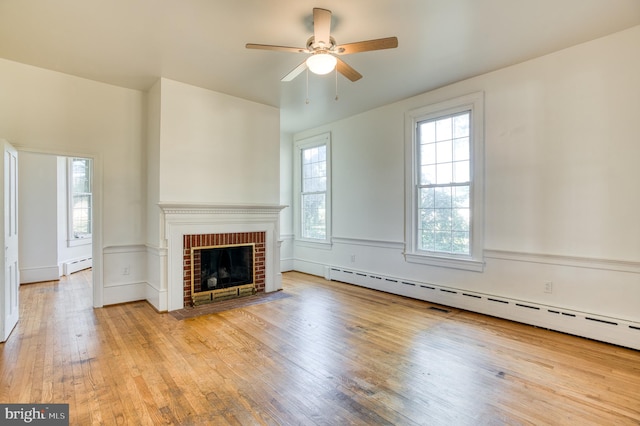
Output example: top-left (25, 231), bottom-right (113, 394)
top-left (15, 146), bottom-right (103, 308)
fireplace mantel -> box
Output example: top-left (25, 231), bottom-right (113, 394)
top-left (159, 202), bottom-right (286, 216)
top-left (159, 202), bottom-right (286, 311)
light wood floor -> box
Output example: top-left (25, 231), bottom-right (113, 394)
top-left (1, 270), bottom-right (639, 425)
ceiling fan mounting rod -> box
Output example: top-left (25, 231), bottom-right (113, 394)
top-left (306, 36), bottom-right (336, 52)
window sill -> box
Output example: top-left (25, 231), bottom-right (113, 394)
top-left (404, 252), bottom-right (484, 272)
top-left (68, 238), bottom-right (92, 248)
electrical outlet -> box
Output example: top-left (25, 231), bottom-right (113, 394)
top-left (350, 255), bottom-right (356, 263)
top-left (544, 281), bottom-right (553, 294)
top-left (123, 266), bottom-right (130, 275)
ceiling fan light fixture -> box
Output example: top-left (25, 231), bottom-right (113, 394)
top-left (306, 53), bottom-right (337, 75)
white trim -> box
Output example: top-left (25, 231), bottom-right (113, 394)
top-left (332, 236), bottom-right (404, 250)
top-left (15, 145), bottom-right (103, 308)
top-left (103, 244), bottom-right (148, 254)
top-left (485, 249), bottom-right (640, 274)
top-left (293, 132), bottom-right (332, 245)
top-left (20, 265), bottom-right (59, 284)
top-left (404, 92), bottom-right (485, 272)
top-left (66, 156), bottom-right (93, 245)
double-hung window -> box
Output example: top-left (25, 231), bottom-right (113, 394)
top-left (405, 92), bottom-right (484, 271)
top-left (68, 157), bottom-right (92, 246)
top-left (294, 133), bottom-right (331, 244)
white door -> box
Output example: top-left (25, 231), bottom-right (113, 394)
top-left (1, 139), bottom-right (19, 342)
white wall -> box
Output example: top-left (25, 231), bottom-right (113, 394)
top-left (158, 78), bottom-right (280, 205)
top-left (290, 26), bottom-right (640, 348)
top-left (0, 58), bottom-right (147, 306)
top-left (18, 152), bottom-right (59, 283)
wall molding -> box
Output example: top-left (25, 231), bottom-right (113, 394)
top-left (103, 244), bottom-right (148, 254)
top-left (485, 249), bottom-right (640, 274)
top-left (332, 236), bottom-right (404, 250)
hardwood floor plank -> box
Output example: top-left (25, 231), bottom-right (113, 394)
top-left (1, 270), bottom-right (639, 425)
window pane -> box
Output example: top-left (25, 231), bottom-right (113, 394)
top-left (420, 229), bottom-right (435, 251)
top-left (452, 232), bottom-right (470, 254)
top-left (419, 121), bottom-right (436, 144)
top-left (453, 113), bottom-right (469, 138)
top-left (436, 140), bottom-right (452, 163)
top-left (434, 231), bottom-right (452, 252)
top-left (452, 208), bottom-right (470, 231)
top-left (420, 143), bottom-right (435, 165)
top-left (436, 162), bottom-right (452, 184)
top-left (453, 186), bottom-right (470, 208)
top-left (420, 187), bottom-right (435, 209)
top-left (70, 158), bottom-right (92, 240)
top-left (434, 187), bottom-right (452, 208)
top-left (420, 165), bottom-right (436, 185)
top-left (453, 160), bottom-right (470, 183)
top-left (435, 117), bottom-right (452, 141)
top-left (453, 137), bottom-right (469, 161)
top-left (302, 193), bottom-right (326, 239)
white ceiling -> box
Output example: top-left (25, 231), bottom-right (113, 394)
top-left (1, 1), bottom-right (639, 134)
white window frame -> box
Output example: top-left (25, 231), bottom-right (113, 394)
top-left (67, 157), bottom-right (92, 247)
top-left (293, 132), bottom-right (332, 247)
top-left (404, 92), bottom-right (485, 272)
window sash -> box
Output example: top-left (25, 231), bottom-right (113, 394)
top-left (68, 157), bottom-right (93, 245)
top-left (404, 92), bottom-right (484, 272)
top-left (295, 133), bottom-right (331, 245)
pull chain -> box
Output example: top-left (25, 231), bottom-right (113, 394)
top-left (305, 69), bottom-right (310, 105)
top-left (335, 67), bottom-right (339, 101)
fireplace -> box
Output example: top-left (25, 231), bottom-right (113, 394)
top-left (160, 203), bottom-right (285, 311)
top-left (185, 232), bottom-right (265, 306)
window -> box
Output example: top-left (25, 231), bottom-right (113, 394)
top-left (405, 92), bottom-right (484, 271)
top-left (68, 157), bottom-right (92, 246)
top-left (294, 133), bottom-right (331, 244)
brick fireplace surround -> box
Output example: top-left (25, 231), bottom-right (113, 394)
top-left (183, 231), bottom-right (266, 306)
top-left (160, 203), bottom-right (285, 311)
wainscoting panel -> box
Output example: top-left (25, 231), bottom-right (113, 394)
top-left (103, 245), bottom-right (147, 306)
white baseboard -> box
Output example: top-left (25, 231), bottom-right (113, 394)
top-left (326, 266), bottom-right (640, 351)
top-left (20, 265), bottom-right (59, 284)
top-left (103, 282), bottom-right (146, 306)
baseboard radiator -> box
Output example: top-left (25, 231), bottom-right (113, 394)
top-left (327, 266), bottom-right (640, 351)
top-left (63, 257), bottom-right (92, 275)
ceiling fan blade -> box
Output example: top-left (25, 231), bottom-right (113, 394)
top-left (336, 57), bottom-right (362, 82)
top-left (246, 43), bottom-right (307, 54)
top-left (313, 8), bottom-right (332, 46)
top-left (335, 37), bottom-right (398, 55)
top-left (281, 60), bottom-right (308, 82)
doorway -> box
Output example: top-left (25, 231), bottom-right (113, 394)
top-left (18, 151), bottom-right (97, 306)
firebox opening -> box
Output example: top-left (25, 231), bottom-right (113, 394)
top-left (190, 243), bottom-right (256, 305)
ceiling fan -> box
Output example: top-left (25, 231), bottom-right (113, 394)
top-left (246, 8), bottom-right (398, 82)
